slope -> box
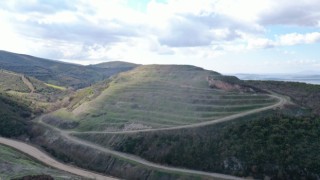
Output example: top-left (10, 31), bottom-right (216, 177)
top-left (0, 70), bottom-right (68, 113)
top-left (0, 70), bottom-right (69, 138)
top-left (247, 80), bottom-right (320, 115)
top-left (0, 143), bottom-right (80, 179)
top-left (0, 91), bottom-right (32, 137)
top-left (0, 70), bottom-right (30, 92)
top-left (0, 50), bottom-right (136, 89)
top-left (49, 65), bottom-right (278, 132)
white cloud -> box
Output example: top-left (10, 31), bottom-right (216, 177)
top-left (0, 0), bottom-right (320, 74)
top-left (258, 0), bottom-right (320, 26)
top-left (248, 38), bottom-right (275, 49)
top-left (247, 32), bottom-right (320, 49)
top-left (278, 32), bottom-right (320, 46)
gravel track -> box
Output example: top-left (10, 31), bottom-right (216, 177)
top-left (0, 93), bottom-right (288, 180)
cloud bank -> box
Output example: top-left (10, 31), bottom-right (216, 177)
top-left (0, 0), bottom-right (319, 73)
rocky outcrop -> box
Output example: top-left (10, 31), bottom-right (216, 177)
top-left (207, 76), bottom-right (255, 93)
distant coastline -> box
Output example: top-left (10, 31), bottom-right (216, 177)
top-left (233, 74), bottom-right (320, 85)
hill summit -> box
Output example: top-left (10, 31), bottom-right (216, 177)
top-left (49, 64), bottom-right (277, 132)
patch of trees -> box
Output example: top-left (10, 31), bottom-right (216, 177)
top-left (78, 110), bottom-right (320, 179)
top-left (12, 175), bottom-right (54, 180)
top-left (29, 125), bottom-right (199, 180)
top-left (247, 81), bottom-right (320, 115)
top-left (0, 92), bottom-right (32, 137)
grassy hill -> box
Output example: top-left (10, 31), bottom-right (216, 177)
top-left (0, 51), bottom-right (136, 89)
top-left (4, 51), bottom-right (318, 179)
top-left (71, 79), bottom-right (320, 179)
top-left (0, 144), bottom-right (79, 179)
top-left (91, 61), bottom-right (139, 69)
top-left (48, 65), bottom-right (277, 131)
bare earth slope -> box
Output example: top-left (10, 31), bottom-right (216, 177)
top-left (21, 75), bottom-right (35, 93)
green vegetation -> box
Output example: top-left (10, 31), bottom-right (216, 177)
top-left (0, 70), bottom-right (30, 92)
top-left (29, 125), bottom-right (212, 180)
top-left (91, 61), bottom-right (139, 69)
top-left (0, 50), bottom-right (137, 89)
top-left (0, 69), bottom-right (69, 115)
top-left (44, 83), bottom-right (66, 91)
top-left (247, 80), bottom-right (320, 115)
top-left (0, 70), bottom-right (66, 137)
top-left (0, 144), bottom-right (79, 179)
top-left (0, 92), bottom-right (32, 137)
top-left (75, 107), bottom-right (320, 179)
top-left (67, 79), bottom-right (111, 111)
top-left (3, 53), bottom-right (320, 180)
top-left (50, 65), bottom-right (277, 131)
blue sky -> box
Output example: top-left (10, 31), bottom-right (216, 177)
top-left (0, 0), bottom-right (319, 74)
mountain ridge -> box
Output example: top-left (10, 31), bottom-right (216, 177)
top-left (0, 50), bottom-right (137, 89)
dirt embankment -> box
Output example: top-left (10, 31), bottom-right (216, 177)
top-left (29, 124), bottom-right (213, 180)
top-left (207, 76), bottom-right (255, 93)
top-left (0, 137), bottom-right (117, 180)
top-left (34, 93), bottom-right (286, 180)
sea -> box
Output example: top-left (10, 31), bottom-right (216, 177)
top-left (233, 74), bottom-right (320, 85)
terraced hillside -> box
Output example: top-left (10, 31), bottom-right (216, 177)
top-left (49, 65), bottom-right (278, 132)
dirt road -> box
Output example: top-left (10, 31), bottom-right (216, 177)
top-left (35, 93), bottom-right (288, 180)
top-left (67, 136), bottom-right (242, 180)
top-left (0, 137), bottom-right (117, 180)
top-left (21, 75), bottom-right (35, 93)
top-left (0, 93), bottom-right (287, 180)
top-left (73, 94), bottom-right (288, 135)
top-left (38, 120), bottom-right (244, 180)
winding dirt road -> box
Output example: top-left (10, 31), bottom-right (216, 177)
top-left (72, 94), bottom-right (288, 135)
top-left (37, 120), bottom-right (244, 180)
top-left (0, 93), bottom-right (288, 180)
top-left (35, 93), bottom-right (287, 180)
top-left (0, 137), bottom-right (117, 180)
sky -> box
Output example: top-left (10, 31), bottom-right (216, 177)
top-left (0, 0), bottom-right (320, 74)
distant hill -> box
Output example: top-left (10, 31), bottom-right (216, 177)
top-left (91, 61), bottom-right (139, 69)
top-left (234, 73), bottom-right (320, 85)
top-left (0, 51), bottom-right (135, 89)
